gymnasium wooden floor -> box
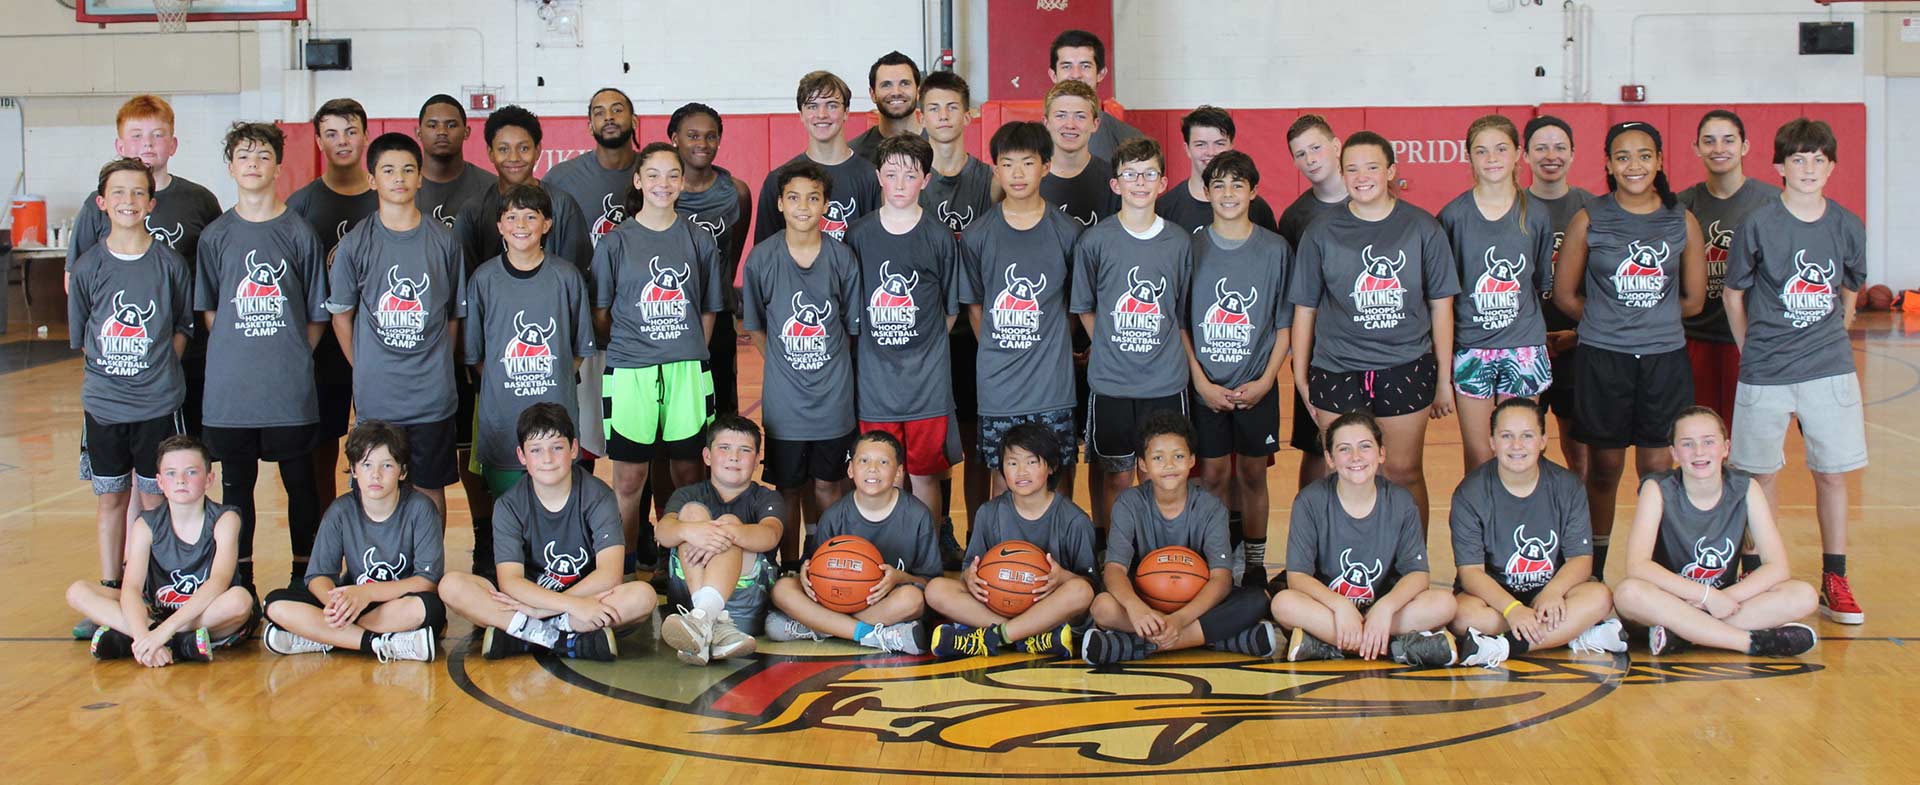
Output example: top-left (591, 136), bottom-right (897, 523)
top-left (3, 310), bottom-right (1916, 784)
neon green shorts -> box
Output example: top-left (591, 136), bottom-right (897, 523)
top-left (602, 360), bottom-right (715, 461)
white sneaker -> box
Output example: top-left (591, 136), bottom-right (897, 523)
top-left (1459, 628), bottom-right (1510, 669)
top-left (765, 609), bottom-right (822, 642)
top-left (370, 627), bottom-right (436, 663)
top-left (1569, 618), bottom-right (1629, 655)
top-left (262, 620), bottom-right (333, 656)
top-left (661, 607), bottom-right (715, 665)
top-left (709, 611), bottom-right (758, 660)
top-left (860, 621), bottom-right (925, 654)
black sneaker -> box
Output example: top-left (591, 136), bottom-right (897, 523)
top-left (481, 626), bottom-right (533, 659)
top-left (1285, 627), bottom-right (1343, 662)
top-left (1081, 628), bottom-right (1154, 666)
top-left (556, 628), bottom-right (618, 662)
top-left (1648, 625), bottom-right (1694, 656)
top-left (1748, 623), bottom-right (1818, 657)
top-left (170, 628), bottom-right (213, 663)
top-left (1208, 621), bottom-right (1278, 658)
top-left (1389, 630), bottom-right (1457, 668)
top-left (939, 518), bottom-right (964, 572)
top-left (1018, 623), bottom-right (1075, 658)
top-left (90, 627), bottom-right (134, 660)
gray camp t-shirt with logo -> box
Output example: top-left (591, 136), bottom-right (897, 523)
top-left (1040, 158), bottom-right (1120, 228)
top-left (1157, 185), bottom-right (1278, 235)
top-left (1648, 468), bottom-right (1751, 591)
top-left (464, 257), bottom-right (596, 471)
top-left (1575, 194), bottom-right (1690, 355)
top-left (544, 152), bottom-right (635, 245)
top-left (1449, 459), bottom-right (1593, 595)
top-left (326, 216), bottom-right (467, 425)
top-left (1287, 201), bottom-right (1460, 373)
top-left (676, 167), bottom-right (747, 310)
top-left (1437, 190), bottom-right (1554, 351)
top-left (847, 212), bottom-right (962, 421)
top-left (958, 206), bottom-right (1083, 417)
top-left (306, 488), bottom-right (445, 585)
top-left (67, 174), bottom-right (223, 274)
top-left (1276, 188), bottom-right (1347, 250)
top-left (1070, 218), bottom-right (1192, 398)
top-left (666, 480), bottom-right (787, 529)
top-left (963, 493), bottom-right (1098, 579)
top-left (493, 472), bottom-right (624, 590)
top-left (1105, 482), bottom-right (1233, 572)
top-left (1678, 179), bottom-right (1781, 344)
top-left (1285, 475), bottom-right (1428, 605)
top-left (805, 493), bottom-right (944, 579)
top-left (141, 498), bottom-right (234, 609)
top-left (921, 156), bottom-right (995, 234)
top-left (1532, 187), bottom-right (1595, 333)
top-left (754, 153), bottom-right (883, 244)
top-left (194, 208), bottom-right (330, 427)
top-left (1190, 226), bottom-right (1293, 388)
top-left (69, 242), bottom-right (192, 423)
top-left (286, 180), bottom-right (377, 261)
top-left (590, 218), bottom-right (724, 368)
top-left (455, 183), bottom-right (593, 279)
top-left (741, 232), bottom-right (862, 440)
top-left (417, 165), bottom-right (498, 231)
top-left (1725, 198), bottom-right (1866, 386)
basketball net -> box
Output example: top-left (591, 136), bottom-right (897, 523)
top-left (153, 0), bottom-right (193, 32)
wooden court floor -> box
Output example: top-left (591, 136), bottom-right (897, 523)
top-left (2, 313), bottom-right (1916, 784)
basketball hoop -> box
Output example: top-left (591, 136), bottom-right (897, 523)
top-left (152, 0), bottom-right (193, 32)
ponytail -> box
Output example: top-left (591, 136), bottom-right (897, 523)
top-left (1652, 171), bottom-right (1677, 210)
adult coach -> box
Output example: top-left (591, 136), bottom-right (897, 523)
top-left (850, 52), bottom-right (924, 165)
top-left (546, 87), bottom-right (640, 245)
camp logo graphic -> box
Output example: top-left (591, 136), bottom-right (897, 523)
top-left (356, 548), bottom-right (408, 584)
top-left (989, 263), bottom-right (1047, 349)
top-left (1780, 250), bottom-right (1838, 329)
top-left (1703, 220), bottom-right (1732, 300)
top-left (375, 267), bottom-right (432, 349)
top-left (1503, 526), bottom-right (1559, 591)
top-left (636, 255), bottom-right (694, 341)
top-left (335, 220), bottom-right (351, 241)
top-left (1350, 245), bottom-right (1409, 330)
top-left (95, 291), bottom-right (156, 377)
top-left (1199, 277), bottom-right (1258, 364)
top-left (821, 197), bottom-right (856, 240)
top-left (1470, 248), bottom-right (1525, 331)
top-left (500, 310), bottom-right (558, 397)
top-left (592, 193), bottom-right (627, 241)
top-left (152, 569), bottom-right (203, 608)
top-left (536, 541), bottom-right (591, 590)
top-left (433, 204), bottom-right (456, 229)
top-left (1679, 537), bottom-right (1735, 586)
top-left (1109, 266), bottom-right (1167, 353)
top-left (145, 217), bottom-right (183, 247)
top-left (231, 250), bottom-right (290, 336)
top-left (1326, 547), bottom-right (1384, 605)
top-left (779, 291), bottom-right (835, 371)
top-left (866, 260), bottom-right (921, 345)
top-left (1058, 203), bottom-right (1097, 226)
top-left (1542, 231), bottom-right (1567, 304)
top-left (688, 212), bottom-right (726, 242)
top-left (936, 200), bottom-right (975, 232)
top-left (1609, 240), bottom-right (1670, 309)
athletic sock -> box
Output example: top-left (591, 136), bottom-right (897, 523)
top-left (1245, 538), bottom-right (1267, 568)
top-left (854, 621), bottom-right (876, 644)
top-left (1227, 512), bottom-right (1245, 545)
top-left (508, 611), bottom-right (561, 648)
top-left (1822, 553), bottom-right (1846, 577)
top-left (1591, 536), bottom-right (1610, 581)
top-left (691, 587), bottom-right (726, 617)
top-left (991, 624), bottom-right (1012, 652)
top-left (360, 630), bottom-right (377, 652)
top-left (1504, 631), bottom-right (1533, 655)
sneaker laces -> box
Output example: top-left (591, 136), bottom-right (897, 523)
top-left (951, 628), bottom-right (991, 656)
top-left (1025, 629), bottom-right (1055, 654)
top-left (371, 635), bottom-right (395, 663)
top-left (1823, 573), bottom-right (1859, 608)
top-left (1569, 619), bottom-right (1625, 655)
top-left (1461, 629), bottom-right (1509, 669)
top-left (274, 627), bottom-right (331, 655)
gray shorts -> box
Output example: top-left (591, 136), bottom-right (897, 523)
top-left (667, 550), bottom-right (775, 635)
top-left (1730, 373), bottom-right (1868, 475)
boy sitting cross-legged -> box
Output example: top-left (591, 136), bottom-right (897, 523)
top-left (656, 414), bottom-right (787, 665)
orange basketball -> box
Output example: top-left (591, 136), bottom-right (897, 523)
top-left (1865, 284), bottom-right (1894, 311)
top-left (1134, 546), bottom-right (1209, 613)
top-left (806, 535), bottom-right (886, 613)
top-left (977, 540), bottom-right (1051, 617)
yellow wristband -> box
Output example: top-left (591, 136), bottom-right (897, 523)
top-left (1501, 600), bottom-right (1524, 618)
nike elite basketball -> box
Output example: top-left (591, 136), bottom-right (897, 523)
top-left (1135, 546), bottom-right (1208, 613)
top-left (977, 540), bottom-right (1051, 616)
top-left (807, 535), bottom-right (887, 614)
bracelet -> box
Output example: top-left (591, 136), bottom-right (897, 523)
top-left (1500, 600), bottom-right (1524, 618)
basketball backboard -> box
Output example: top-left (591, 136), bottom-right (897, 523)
top-left (76, 0), bottom-right (308, 24)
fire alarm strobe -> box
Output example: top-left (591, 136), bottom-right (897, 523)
top-left (1620, 85), bottom-right (1647, 103)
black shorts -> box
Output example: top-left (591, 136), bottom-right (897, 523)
top-left (1289, 392), bottom-right (1323, 455)
top-left (1540, 346), bottom-right (1579, 420)
top-left (708, 313), bottom-right (740, 415)
top-left (1086, 391), bottom-right (1188, 473)
top-left (1307, 353), bottom-right (1438, 419)
top-left (203, 423), bottom-right (321, 463)
top-left (1192, 390), bottom-right (1281, 459)
top-left (950, 326), bottom-right (979, 424)
top-left (1573, 346), bottom-right (1693, 449)
top-left (386, 417), bottom-right (459, 489)
top-left (182, 352), bottom-right (206, 438)
top-left (606, 425), bottom-right (704, 463)
top-left (453, 366), bottom-right (477, 448)
top-left (84, 410), bottom-right (183, 493)
top-left (764, 431), bottom-right (856, 489)
top-left (264, 584), bottom-right (447, 633)
top-left (317, 381), bottom-right (354, 439)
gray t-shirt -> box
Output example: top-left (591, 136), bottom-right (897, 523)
top-left (1088, 113), bottom-right (1147, 164)
top-left (1532, 188), bottom-right (1595, 333)
top-left (958, 206), bottom-right (1083, 417)
top-left (1287, 201), bottom-right (1460, 372)
top-left (1276, 188), bottom-right (1347, 249)
top-left (1725, 198), bottom-right (1866, 385)
top-left (1574, 194), bottom-right (1691, 355)
top-left (1285, 475), bottom-right (1428, 606)
top-left (1437, 190), bottom-right (1555, 351)
top-left (1070, 218), bottom-right (1192, 398)
top-left (590, 218), bottom-right (725, 368)
top-left (306, 489), bottom-right (445, 586)
top-left (754, 153), bottom-right (882, 243)
top-left (1449, 459), bottom-right (1593, 595)
top-left (543, 152), bottom-right (635, 245)
top-left (492, 472), bottom-right (624, 590)
top-left (417, 165), bottom-right (498, 231)
top-left (676, 167), bottom-right (748, 312)
top-left (847, 212), bottom-right (962, 421)
top-left (1678, 180), bottom-right (1782, 344)
top-left (740, 232), bottom-right (862, 440)
top-left (141, 498), bottom-right (234, 609)
top-left (67, 174), bottom-right (222, 274)
top-left (921, 156), bottom-right (996, 234)
top-left (455, 182), bottom-right (593, 280)
top-left (666, 480), bottom-right (787, 529)
top-left (326, 216), bottom-right (467, 425)
top-left (1105, 483), bottom-right (1233, 573)
top-left (963, 493), bottom-right (1098, 579)
top-left (68, 242), bottom-right (192, 423)
top-left (805, 493), bottom-right (944, 580)
top-left (1190, 226), bottom-right (1293, 388)
top-left (1156, 185), bottom-right (1278, 235)
top-left (1040, 158), bottom-right (1120, 228)
top-left (194, 208), bottom-right (330, 427)
top-left (1648, 468), bottom-right (1751, 591)
top-left (464, 257), bottom-right (596, 471)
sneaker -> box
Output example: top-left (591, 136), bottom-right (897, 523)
top-left (860, 621), bottom-right (926, 654)
top-left (661, 607), bottom-right (716, 665)
top-left (764, 609), bottom-right (822, 642)
top-left (1459, 628), bottom-right (1510, 669)
top-left (1285, 627), bottom-right (1343, 663)
top-left (262, 621), bottom-right (332, 656)
top-left (481, 626), bottom-right (532, 659)
top-left (1081, 628), bottom-right (1154, 666)
top-left (370, 627), bottom-right (436, 663)
top-left (1568, 618), bottom-right (1629, 655)
top-left (89, 626), bottom-right (133, 660)
top-left (939, 519), bottom-right (964, 572)
top-left (73, 618), bottom-right (101, 641)
top-left (1749, 623), bottom-right (1818, 657)
top-left (554, 628), bottom-right (617, 662)
top-left (708, 612), bottom-right (757, 660)
top-left (1647, 625), bottom-right (1693, 657)
top-left (1820, 572), bottom-right (1865, 625)
top-left (1390, 630), bottom-right (1458, 668)
top-left (1208, 621), bottom-right (1278, 658)
top-left (931, 623), bottom-right (992, 659)
top-left (1018, 623), bottom-right (1075, 658)
top-left (170, 628), bottom-right (213, 663)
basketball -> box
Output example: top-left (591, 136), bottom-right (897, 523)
top-left (1133, 546), bottom-right (1209, 613)
top-left (977, 540), bottom-right (1052, 616)
top-left (1865, 284), bottom-right (1894, 311)
top-left (806, 535), bottom-right (887, 613)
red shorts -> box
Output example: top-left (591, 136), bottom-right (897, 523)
top-left (1686, 338), bottom-right (1741, 423)
top-left (859, 416), bottom-right (955, 477)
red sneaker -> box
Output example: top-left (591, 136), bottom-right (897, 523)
top-left (1820, 572), bottom-right (1864, 625)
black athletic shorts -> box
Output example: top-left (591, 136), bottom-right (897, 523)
top-left (264, 584), bottom-right (447, 633)
top-left (764, 431), bottom-right (856, 489)
top-left (203, 423), bottom-right (321, 463)
top-left (317, 381), bottom-right (353, 439)
top-left (1307, 353), bottom-right (1439, 419)
top-left (181, 352), bottom-right (206, 438)
top-left (1290, 392), bottom-right (1323, 456)
top-left (1573, 345), bottom-right (1693, 449)
top-left (390, 417), bottom-right (459, 490)
top-left (605, 425), bottom-right (704, 463)
top-left (708, 313), bottom-right (740, 416)
top-left (84, 410), bottom-right (183, 491)
top-left (453, 366), bottom-right (477, 448)
top-left (1086, 391), bottom-right (1188, 473)
top-left (950, 326), bottom-right (979, 424)
top-left (1193, 390), bottom-right (1281, 459)
top-left (1540, 346), bottom-right (1579, 421)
